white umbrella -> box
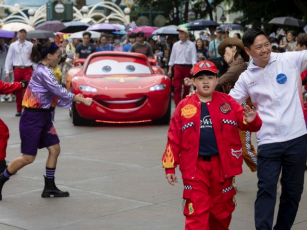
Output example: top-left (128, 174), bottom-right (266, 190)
top-left (153, 25), bottom-right (179, 35)
top-left (112, 23), bottom-right (125, 30)
top-left (69, 31), bottom-right (101, 39)
top-left (2, 23), bottom-right (34, 32)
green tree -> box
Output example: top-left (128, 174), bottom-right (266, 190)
top-left (134, 0), bottom-right (224, 25)
top-left (225, 0), bottom-right (306, 29)
top-left (75, 0), bottom-right (86, 9)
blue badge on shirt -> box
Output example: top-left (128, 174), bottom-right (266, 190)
top-left (276, 73), bottom-right (287, 84)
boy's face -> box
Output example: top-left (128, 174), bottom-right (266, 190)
top-left (192, 73), bottom-right (218, 97)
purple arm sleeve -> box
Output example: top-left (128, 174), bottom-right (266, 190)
top-left (42, 68), bottom-right (75, 108)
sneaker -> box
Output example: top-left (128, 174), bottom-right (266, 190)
top-left (15, 111), bottom-right (21, 117)
top-left (0, 98), bottom-right (5, 103)
top-left (7, 95), bottom-right (13, 102)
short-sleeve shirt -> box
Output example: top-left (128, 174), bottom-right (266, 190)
top-left (130, 42), bottom-right (153, 58)
top-left (123, 43), bottom-right (131, 52)
top-left (196, 48), bottom-right (209, 61)
top-left (198, 102), bottom-right (219, 156)
top-left (97, 44), bottom-right (114, 52)
top-left (75, 43), bottom-right (97, 59)
top-left (209, 39), bottom-right (223, 58)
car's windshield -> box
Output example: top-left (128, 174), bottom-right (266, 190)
top-left (86, 56), bottom-right (152, 75)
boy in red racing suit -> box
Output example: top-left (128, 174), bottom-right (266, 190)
top-left (162, 60), bottom-right (262, 230)
top-left (0, 80), bottom-right (27, 173)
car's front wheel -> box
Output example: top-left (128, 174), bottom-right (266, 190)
top-left (72, 102), bottom-right (93, 126)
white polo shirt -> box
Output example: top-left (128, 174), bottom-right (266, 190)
top-left (230, 51), bottom-right (307, 146)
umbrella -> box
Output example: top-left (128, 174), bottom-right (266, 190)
top-left (2, 23), bottom-right (34, 32)
top-left (153, 25), bottom-right (179, 35)
top-left (70, 31), bottom-right (101, 39)
top-left (87, 23), bottom-right (121, 32)
top-left (187, 19), bottom-right (219, 30)
top-left (178, 23), bottom-right (188, 28)
top-left (26, 30), bottom-right (55, 39)
top-left (0, 30), bottom-right (15, 38)
top-left (36, 21), bottom-right (66, 33)
top-left (132, 26), bottom-right (158, 37)
top-left (60, 21), bottom-right (90, 33)
top-left (113, 30), bottom-right (127, 35)
top-left (112, 24), bottom-right (125, 31)
top-left (269, 17), bottom-right (305, 27)
top-left (220, 23), bottom-right (245, 31)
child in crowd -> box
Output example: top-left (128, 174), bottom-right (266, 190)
top-left (162, 60), bottom-right (262, 229)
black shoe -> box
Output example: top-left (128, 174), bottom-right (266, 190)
top-left (15, 111), bottom-right (21, 117)
top-left (0, 160), bottom-right (7, 174)
top-left (41, 176), bottom-right (69, 198)
top-left (0, 173), bottom-right (9, 201)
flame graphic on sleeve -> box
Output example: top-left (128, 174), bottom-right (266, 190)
top-left (22, 87), bottom-right (41, 108)
top-left (162, 145), bottom-right (175, 168)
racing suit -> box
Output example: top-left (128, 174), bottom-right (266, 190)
top-left (162, 92), bottom-right (262, 230)
top-left (0, 81), bottom-right (23, 164)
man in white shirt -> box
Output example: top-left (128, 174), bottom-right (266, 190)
top-left (168, 28), bottom-right (197, 106)
top-left (5, 28), bottom-right (33, 116)
top-left (229, 28), bottom-right (307, 230)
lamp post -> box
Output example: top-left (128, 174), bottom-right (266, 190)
top-left (46, 0), bottom-right (73, 21)
top-left (187, 9), bottom-right (196, 22)
top-left (180, 0), bottom-right (195, 24)
top-left (215, 5), bottom-right (226, 23)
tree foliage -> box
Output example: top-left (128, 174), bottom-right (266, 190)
top-left (134, 0), bottom-right (224, 25)
top-left (225, 0), bottom-right (307, 29)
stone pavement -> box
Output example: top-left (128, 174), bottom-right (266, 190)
top-left (0, 102), bottom-right (307, 230)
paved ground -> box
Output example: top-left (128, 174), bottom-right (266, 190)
top-left (0, 102), bottom-right (307, 230)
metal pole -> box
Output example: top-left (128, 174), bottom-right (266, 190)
top-left (149, 5), bottom-right (152, 26)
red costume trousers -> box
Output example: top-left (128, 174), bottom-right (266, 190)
top-left (183, 156), bottom-right (236, 230)
top-left (172, 65), bottom-right (191, 106)
top-left (0, 119), bottom-right (9, 161)
top-left (13, 67), bottom-right (33, 112)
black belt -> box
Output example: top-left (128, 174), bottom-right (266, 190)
top-left (25, 107), bottom-right (55, 112)
top-left (175, 64), bottom-right (192, 67)
top-left (199, 156), bottom-right (211, 161)
top-left (13, 66), bottom-right (32, 69)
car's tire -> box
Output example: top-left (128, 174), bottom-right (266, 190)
top-left (72, 102), bottom-right (93, 126)
top-left (152, 96), bottom-right (171, 125)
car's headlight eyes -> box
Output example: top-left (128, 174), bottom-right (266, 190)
top-left (102, 66), bottom-right (112, 73)
top-left (126, 65), bottom-right (135, 72)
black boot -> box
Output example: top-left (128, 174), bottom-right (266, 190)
top-left (0, 160), bottom-right (7, 174)
top-left (0, 173), bottom-right (9, 201)
top-left (41, 176), bottom-right (69, 198)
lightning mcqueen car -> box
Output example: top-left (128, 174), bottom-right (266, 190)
top-left (66, 52), bottom-right (171, 126)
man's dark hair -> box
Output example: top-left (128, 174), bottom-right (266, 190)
top-left (296, 33), bottom-right (307, 48)
top-left (129, 33), bottom-right (136, 38)
top-left (242, 28), bottom-right (268, 49)
top-left (269, 37), bottom-right (278, 44)
top-left (82, 31), bottom-right (92, 38)
top-left (193, 71), bottom-right (217, 78)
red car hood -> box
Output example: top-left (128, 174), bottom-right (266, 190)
top-left (81, 74), bottom-right (162, 90)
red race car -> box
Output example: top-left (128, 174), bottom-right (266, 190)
top-left (66, 52), bottom-right (171, 126)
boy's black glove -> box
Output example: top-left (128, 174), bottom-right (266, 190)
top-left (20, 80), bottom-right (28, 89)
